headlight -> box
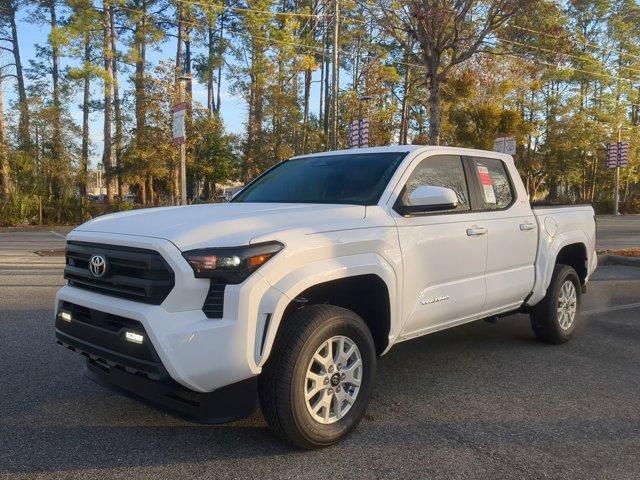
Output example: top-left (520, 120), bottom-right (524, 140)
top-left (182, 241), bottom-right (284, 283)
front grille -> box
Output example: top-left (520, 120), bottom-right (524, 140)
top-left (56, 301), bottom-right (166, 380)
top-left (202, 283), bottom-right (225, 318)
top-left (64, 241), bottom-right (174, 304)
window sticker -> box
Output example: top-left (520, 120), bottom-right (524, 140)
top-left (476, 165), bottom-right (497, 204)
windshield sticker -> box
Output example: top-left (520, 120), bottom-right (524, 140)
top-left (477, 165), bottom-right (497, 204)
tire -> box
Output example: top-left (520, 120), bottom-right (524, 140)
top-left (530, 264), bottom-right (582, 344)
top-left (258, 304), bottom-right (377, 449)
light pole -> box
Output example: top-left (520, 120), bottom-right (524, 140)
top-left (614, 126), bottom-right (629, 216)
top-left (178, 75), bottom-right (191, 206)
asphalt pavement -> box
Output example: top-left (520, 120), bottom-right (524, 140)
top-left (1, 220), bottom-right (640, 479)
top-left (595, 214), bottom-right (640, 250)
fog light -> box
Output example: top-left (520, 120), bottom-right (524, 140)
top-left (125, 331), bottom-right (144, 344)
top-left (59, 311), bottom-right (72, 322)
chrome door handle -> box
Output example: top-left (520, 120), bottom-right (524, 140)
top-left (519, 222), bottom-right (536, 231)
top-left (466, 226), bottom-right (488, 236)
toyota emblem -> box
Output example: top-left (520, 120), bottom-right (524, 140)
top-left (89, 254), bottom-right (108, 278)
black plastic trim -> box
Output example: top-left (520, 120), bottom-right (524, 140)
top-left (85, 359), bottom-right (258, 424)
top-left (202, 282), bottom-right (225, 318)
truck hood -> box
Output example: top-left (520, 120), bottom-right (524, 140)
top-left (74, 203), bottom-right (366, 251)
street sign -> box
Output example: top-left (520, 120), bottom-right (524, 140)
top-left (606, 141), bottom-right (629, 169)
top-left (172, 102), bottom-right (187, 145)
top-left (494, 135), bottom-right (516, 155)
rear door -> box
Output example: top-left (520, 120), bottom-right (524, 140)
top-left (468, 156), bottom-right (536, 311)
top-left (390, 154), bottom-right (488, 338)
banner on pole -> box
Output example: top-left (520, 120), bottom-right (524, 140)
top-left (349, 118), bottom-right (369, 148)
top-left (172, 102), bottom-right (187, 145)
top-left (359, 118), bottom-right (369, 148)
top-left (348, 120), bottom-right (360, 148)
top-left (606, 141), bottom-right (629, 169)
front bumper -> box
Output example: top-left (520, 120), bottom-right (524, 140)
top-left (56, 315), bottom-right (257, 423)
top-left (55, 231), bottom-right (287, 394)
top-left (84, 357), bottom-right (257, 424)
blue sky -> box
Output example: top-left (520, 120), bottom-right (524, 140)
top-left (4, 8), bottom-right (326, 167)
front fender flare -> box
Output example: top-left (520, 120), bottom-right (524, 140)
top-left (254, 253), bottom-right (399, 367)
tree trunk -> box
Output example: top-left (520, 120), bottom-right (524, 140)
top-left (110, 3), bottom-right (123, 198)
top-left (322, 21), bottom-right (330, 140)
top-left (302, 68), bottom-right (311, 151)
top-left (50, 1), bottom-right (62, 162)
top-left (428, 68), bottom-right (440, 146)
top-left (9, 6), bottom-right (31, 151)
top-left (175, 3), bottom-right (183, 86)
top-left (207, 25), bottom-right (214, 117)
top-left (102, 0), bottom-right (114, 201)
top-left (399, 58), bottom-right (411, 145)
top-left (80, 31), bottom-right (91, 196)
top-left (135, 0), bottom-right (148, 203)
top-left (0, 78), bottom-right (12, 197)
top-left (216, 6), bottom-right (224, 113)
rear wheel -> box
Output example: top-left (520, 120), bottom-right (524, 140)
top-left (530, 264), bottom-right (581, 344)
top-left (258, 305), bottom-right (376, 449)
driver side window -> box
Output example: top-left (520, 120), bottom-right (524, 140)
top-left (404, 155), bottom-right (470, 211)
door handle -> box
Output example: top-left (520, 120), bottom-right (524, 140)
top-left (519, 222), bottom-right (536, 231)
top-left (466, 226), bottom-right (488, 236)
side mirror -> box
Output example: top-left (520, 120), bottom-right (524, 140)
top-left (398, 185), bottom-right (459, 215)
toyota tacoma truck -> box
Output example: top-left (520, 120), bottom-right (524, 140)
top-left (55, 146), bottom-right (597, 448)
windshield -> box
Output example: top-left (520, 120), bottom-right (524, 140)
top-left (233, 152), bottom-right (407, 205)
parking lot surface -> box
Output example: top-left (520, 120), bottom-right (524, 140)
top-left (1, 223), bottom-right (640, 479)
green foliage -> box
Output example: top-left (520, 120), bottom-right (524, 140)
top-left (3, 0), bottom-right (640, 224)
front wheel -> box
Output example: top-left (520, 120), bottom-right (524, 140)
top-left (258, 305), bottom-right (377, 449)
top-left (530, 264), bottom-right (582, 344)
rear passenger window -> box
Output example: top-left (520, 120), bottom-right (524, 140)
top-left (405, 155), bottom-right (470, 211)
top-left (473, 158), bottom-right (514, 209)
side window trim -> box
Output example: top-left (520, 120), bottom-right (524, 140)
top-left (467, 156), bottom-right (518, 211)
top-left (392, 154), bottom-right (474, 217)
top-left (462, 156), bottom-right (483, 211)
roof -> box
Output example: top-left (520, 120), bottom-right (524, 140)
top-left (291, 145), bottom-right (514, 163)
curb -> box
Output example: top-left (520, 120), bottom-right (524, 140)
top-left (598, 254), bottom-right (640, 267)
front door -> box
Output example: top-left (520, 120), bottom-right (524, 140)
top-left (391, 154), bottom-right (487, 338)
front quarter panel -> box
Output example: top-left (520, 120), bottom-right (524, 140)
top-left (252, 219), bottom-right (401, 364)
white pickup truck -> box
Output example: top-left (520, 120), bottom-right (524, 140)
top-left (55, 146), bottom-right (597, 448)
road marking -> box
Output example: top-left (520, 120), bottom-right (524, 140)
top-left (49, 230), bottom-right (67, 239)
top-left (583, 302), bottom-right (640, 316)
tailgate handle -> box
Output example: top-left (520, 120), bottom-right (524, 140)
top-left (519, 222), bottom-right (536, 231)
top-left (466, 226), bottom-right (487, 236)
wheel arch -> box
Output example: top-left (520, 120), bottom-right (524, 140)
top-left (527, 231), bottom-right (591, 307)
top-left (255, 254), bottom-right (399, 367)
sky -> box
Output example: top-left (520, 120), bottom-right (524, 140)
top-left (4, 7), bottom-right (326, 168)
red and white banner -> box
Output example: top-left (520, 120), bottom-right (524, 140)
top-left (172, 102), bottom-right (187, 145)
